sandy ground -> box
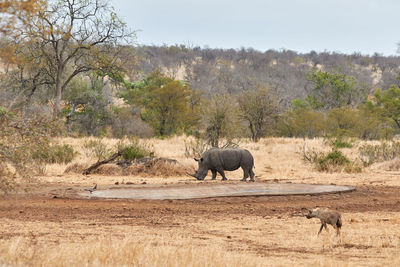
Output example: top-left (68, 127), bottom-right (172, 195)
top-left (0, 137), bottom-right (399, 266)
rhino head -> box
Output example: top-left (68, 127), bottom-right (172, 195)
top-left (189, 157), bottom-right (208, 180)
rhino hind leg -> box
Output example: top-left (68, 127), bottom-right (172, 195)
top-left (241, 167), bottom-right (249, 181)
top-left (249, 168), bottom-right (255, 182)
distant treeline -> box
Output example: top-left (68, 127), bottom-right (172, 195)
top-left (134, 45), bottom-right (400, 107)
top-left (1, 42), bottom-right (400, 141)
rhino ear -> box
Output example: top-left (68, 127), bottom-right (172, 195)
top-left (194, 158), bottom-right (199, 162)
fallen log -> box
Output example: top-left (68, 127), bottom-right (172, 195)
top-left (83, 151), bottom-right (123, 175)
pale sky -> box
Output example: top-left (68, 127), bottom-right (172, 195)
top-left (111, 0), bottom-right (400, 56)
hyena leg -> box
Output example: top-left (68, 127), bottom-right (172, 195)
top-left (318, 224), bottom-right (324, 235)
top-left (217, 169), bottom-right (228, 181)
top-left (334, 225), bottom-right (341, 236)
top-left (323, 222), bottom-right (328, 232)
top-left (211, 170), bottom-right (217, 180)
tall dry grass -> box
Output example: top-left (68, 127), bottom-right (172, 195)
top-left (0, 212), bottom-right (399, 266)
top-left (0, 236), bottom-right (265, 267)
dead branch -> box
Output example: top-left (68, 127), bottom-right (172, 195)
top-left (82, 150), bottom-right (122, 175)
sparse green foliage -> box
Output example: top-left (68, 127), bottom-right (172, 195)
top-left (0, 108), bottom-right (65, 192)
top-left (117, 137), bottom-right (154, 161)
top-left (279, 104), bottom-right (394, 140)
top-left (355, 103), bottom-right (394, 140)
top-left (326, 107), bottom-right (360, 137)
top-left (120, 70), bottom-right (199, 136)
top-left (370, 85), bottom-right (400, 129)
top-left (32, 144), bottom-right (76, 164)
top-left (278, 107), bottom-right (325, 138)
top-left (62, 75), bottom-right (111, 136)
top-left (306, 68), bottom-right (367, 110)
top-left (328, 137), bottom-right (354, 149)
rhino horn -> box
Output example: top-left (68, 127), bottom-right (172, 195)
top-left (187, 172), bottom-right (197, 178)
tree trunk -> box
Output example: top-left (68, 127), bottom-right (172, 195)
top-left (53, 66), bottom-right (64, 119)
top-left (249, 121), bottom-right (256, 142)
top-left (66, 103), bottom-right (77, 133)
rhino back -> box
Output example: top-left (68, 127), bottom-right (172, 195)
top-left (204, 148), bottom-right (253, 171)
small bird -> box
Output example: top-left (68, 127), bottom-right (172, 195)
top-left (86, 184), bottom-right (97, 194)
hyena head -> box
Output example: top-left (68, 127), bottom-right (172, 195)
top-left (306, 208), bottom-right (318, 219)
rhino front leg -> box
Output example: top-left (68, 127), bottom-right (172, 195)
top-left (217, 169), bottom-right (228, 181)
top-left (211, 170), bottom-right (217, 180)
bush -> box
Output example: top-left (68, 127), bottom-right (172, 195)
top-left (32, 144), bottom-right (76, 164)
top-left (83, 139), bottom-right (113, 161)
top-left (327, 106), bottom-right (395, 140)
top-left (325, 136), bottom-right (353, 149)
top-left (301, 143), bottom-right (361, 173)
top-left (279, 105), bottom-right (395, 140)
top-left (326, 108), bottom-right (360, 137)
top-left (117, 137), bottom-right (154, 161)
top-left (278, 108), bottom-right (325, 138)
top-left (0, 109), bottom-right (65, 191)
top-left (359, 141), bottom-right (400, 166)
top-left (316, 150), bottom-right (350, 172)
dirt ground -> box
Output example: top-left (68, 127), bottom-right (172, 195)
top-left (0, 181), bottom-right (399, 266)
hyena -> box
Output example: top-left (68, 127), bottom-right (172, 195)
top-left (306, 208), bottom-right (342, 236)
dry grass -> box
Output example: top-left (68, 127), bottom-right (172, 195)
top-left (40, 136), bottom-right (400, 187)
top-left (0, 212), bottom-right (399, 266)
top-left (375, 157), bottom-right (400, 171)
top-left (0, 237), bottom-right (266, 267)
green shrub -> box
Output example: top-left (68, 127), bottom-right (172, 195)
top-left (121, 145), bottom-right (147, 160)
top-left (302, 143), bottom-right (361, 173)
top-left (316, 150), bottom-right (350, 172)
top-left (332, 138), bottom-right (353, 148)
top-left (278, 108), bottom-right (325, 138)
top-left (325, 136), bottom-right (353, 149)
top-left (117, 137), bottom-right (154, 161)
top-left (326, 108), bottom-right (360, 137)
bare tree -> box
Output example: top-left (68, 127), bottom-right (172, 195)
top-left (201, 94), bottom-right (241, 147)
top-left (5, 0), bottom-right (134, 118)
top-left (238, 86), bottom-right (279, 142)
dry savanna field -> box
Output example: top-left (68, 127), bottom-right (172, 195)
top-left (0, 136), bottom-right (400, 266)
